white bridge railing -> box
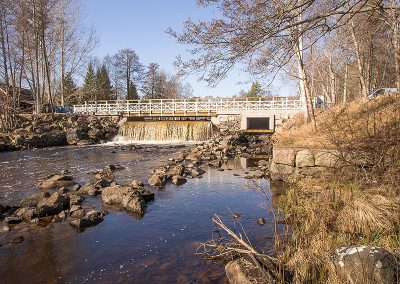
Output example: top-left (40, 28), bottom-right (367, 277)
top-left (73, 97), bottom-right (302, 116)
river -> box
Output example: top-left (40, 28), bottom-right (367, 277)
top-left (0, 143), bottom-right (276, 283)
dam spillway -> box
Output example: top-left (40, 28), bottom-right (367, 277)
top-left (119, 121), bottom-right (212, 141)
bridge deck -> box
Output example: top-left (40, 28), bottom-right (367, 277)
top-left (73, 97), bottom-right (303, 116)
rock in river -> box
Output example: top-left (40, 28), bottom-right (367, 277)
top-left (148, 174), bottom-right (167, 187)
top-left (102, 185), bottom-right (149, 215)
top-left (37, 174), bottom-right (76, 190)
top-left (172, 175), bottom-right (187, 185)
top-left (20, 192), bottom-right (51, 207)
top-left (37, 192), bottom-right (69, 216)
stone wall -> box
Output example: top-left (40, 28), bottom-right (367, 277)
top-left (211, 114), bottom-right (241, 132)
top-left (269, 147), bottom-right (343, 180)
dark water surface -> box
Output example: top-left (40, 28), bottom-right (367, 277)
top-left (0, 144), bottom-right (275, 284)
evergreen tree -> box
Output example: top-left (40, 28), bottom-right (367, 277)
top-left (96, 64), bottom-right (113, 100)
top-left (247, 81), bottom-right (263, 98)
top-left (127, 81), bottom-right (139, 100)
top-left (82, 62), bottom-right (97, 101)
top-left (63, 72), bottom-right (77, 104)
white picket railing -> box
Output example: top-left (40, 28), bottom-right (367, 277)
top-left (73, 97), bottom-right (303, 116)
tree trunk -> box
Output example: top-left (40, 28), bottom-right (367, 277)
top-left (391, 1), bottom-right (400, 91)
top-left (351, 19), bottom-right (369, 98)
top-left (343, 62), bottom-right (348, 103)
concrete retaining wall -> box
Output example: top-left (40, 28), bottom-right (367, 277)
top-left (269, 147), bottom-right (343, 180)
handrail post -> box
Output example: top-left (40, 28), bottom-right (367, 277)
top-left (161, 99), bottom-right (163, 116)
top-left (285, 97), bottom-right (288, 110)
top-left (85, 101), bottom-right (87, 113)
top-left (272, 97), bottom-right (275, 110)
top-left (127, 100), bottom-right (130, 115)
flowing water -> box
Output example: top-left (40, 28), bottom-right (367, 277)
top-left (119, 121), bottom-right (212, 142)
top-left (0, 144), bottom-right (278, 284)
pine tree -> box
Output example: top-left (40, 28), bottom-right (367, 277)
top-left (63, 72), bottom-right (77, 104)
top-left (127, 81), bottom-right (139, 100)
top-left (96, 64), bottom-right (113, 100)
top-left (247, 81), bottom-right (263, 98)
top-left (82, 62), bottom-right (97, 101)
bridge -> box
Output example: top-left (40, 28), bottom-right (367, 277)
top-left (73, 97), bottom-right (303, 131)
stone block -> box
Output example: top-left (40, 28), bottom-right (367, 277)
top-left (272, 148), bottom-right (297, 166)
top-left (314, 150), bottom-right (342, 168)
top-left (295, 149), bottom-right (315, 167)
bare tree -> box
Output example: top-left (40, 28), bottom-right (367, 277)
top-left (168, 0), bottom-right (396, 128)
top-left (110, 48), bottom-right (143, 99)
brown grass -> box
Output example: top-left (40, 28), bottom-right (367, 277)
top-left (277, 178), bottom-right (400, 283)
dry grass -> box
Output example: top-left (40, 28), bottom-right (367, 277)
top-left (278, 178), bottom-right (400, 283)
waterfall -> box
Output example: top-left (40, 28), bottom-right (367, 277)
top-left (118, 121), bottom-right (212, 142)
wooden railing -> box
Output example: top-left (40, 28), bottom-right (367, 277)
top-left (73, 97), bottom-right (303, 116)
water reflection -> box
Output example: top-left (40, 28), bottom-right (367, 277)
top-left (0, 145), bottom-right (276, 283)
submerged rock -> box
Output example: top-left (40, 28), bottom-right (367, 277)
top-left (225, 258), bottom-right (256, 284)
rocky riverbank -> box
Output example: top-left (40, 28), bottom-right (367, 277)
top-left (0, 114), bottom-right (119, 152)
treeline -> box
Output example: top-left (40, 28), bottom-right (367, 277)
top-left (170, 0), bottom-right (400, 128)
top-left (0, 0), bottom-right (96, 130)
top-left (65, 51), bottom-right (193, 104)
top-left (0, 0), bottom-right (192, 131)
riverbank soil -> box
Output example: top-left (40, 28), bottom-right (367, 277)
top-left (268, 95), bottom-right (400, 283)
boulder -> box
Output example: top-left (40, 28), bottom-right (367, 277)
top-left (70, 209), bottom-right (85, 219)
top-left (148, 174), bottom-right (166, 187)
top-left (257, 160), bottom-right (269, 167)
top-left (131, 179), bottom-right (144, 188)
top-left (172, 175), bottom-right (187, 185)
top-left (72, 184), bottom-right (81, 191)
top-left (190, 167), bottom-right (205, 178)
top-left (132, 188), bottom-right (155, 203)
top-left (102, 185), bottom-right (147, 215)
top-left (66, 127), bottom-right (87, 145)
top-left (69, 218), bottom-right (93, 229)
top-left (15, 207), bottom-right (39, 221)
top-left (94, 168), bottom-right (114, 182)
top-left (269, 162), bottom-right (295, 181)
top-left (332, 245), bottom-right (399, 284)
top-left (69, 194), bottom-right (84, 206)
top-left (225, 258), bottom-right (256, 284)
top-left (37, 174), bottom-right (76, 190)
top-left (4, 216), bottom-right (22, 225)
top-left (77, 183), bottom-right (99, 196)
top-left (94, 179), bottom-right (112, 188)
top-left (37, 192), bottom-right (69, 216)
top-left (251, 170), bottom-right (265, 179)
top-left (169, 164), bottom-right (185, 176)
top-left (0, 203), bottom-right (6, 214)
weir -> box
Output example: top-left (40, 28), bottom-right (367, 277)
top-left (119, 121), bottom-right (212, 141)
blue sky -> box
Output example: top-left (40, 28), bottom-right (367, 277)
top-left (83, 0), bottom-right (296, 98)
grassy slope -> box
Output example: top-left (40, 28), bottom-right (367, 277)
top-left (272, 94), bottom-right (400, 283)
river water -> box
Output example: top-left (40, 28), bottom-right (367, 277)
top-left (0, 143), bottom-right (277, 284)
